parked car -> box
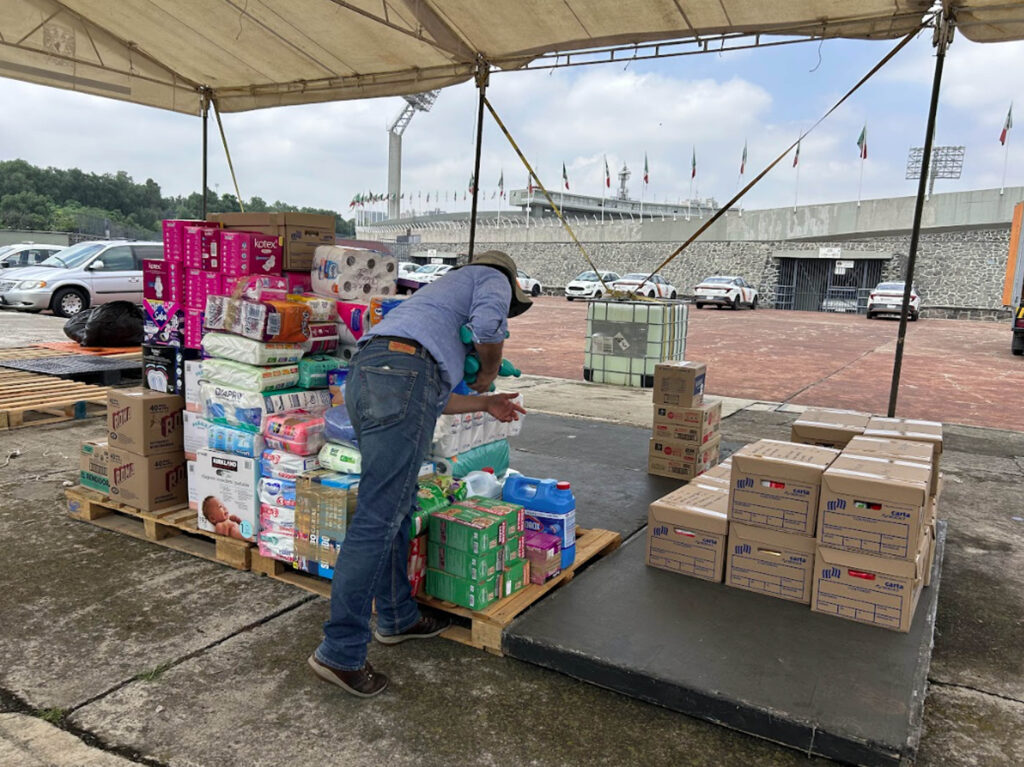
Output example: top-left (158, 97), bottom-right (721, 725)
top-left (1013, 304), bottom-right (1024, 356)
top-left (517, 270), bottom-right (542, 297)
top-left (564, 270), bottom-right (620, 300)
top-left (412, 263), bottom-right (453, 286)
top-left (820, 295), bottom-right (859, 313)
top-left (866, 281), bottom-right (920, 320)
top-left (0, 240), bottom-right (162, 318)
top-left (0, 242), bottom-right (65, 269)
top-left (610, 273), bottom-right (678, 299)
top-left (694, 275), bottom-right (758, 309)
top-left (398, 261), bottom-right (419, 277)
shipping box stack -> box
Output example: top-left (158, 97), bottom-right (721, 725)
top-left (648, 361), bottom-right (722, 480)
top-left (790, 408), bottom-right (870, 449)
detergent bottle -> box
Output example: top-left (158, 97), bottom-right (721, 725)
top-left (502, 476), bottom-right (576, 569)
top-left (463, 467), bottom-right (502, 499)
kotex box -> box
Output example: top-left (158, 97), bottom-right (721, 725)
top-left (652, 361), bottom-right (706, 408)
top-left (862, 418), bottom-right (943, 496)
top-left (790, 408), bottom-right (870, 449)
top-left (429, 506), bottom-right (508, 555)
top-left (725, 522), bottom-right (817, 604)
top-left (185, 269), bottom-right (222, 311)
top-left (108, 448), bottom-right (187, 512)
top-left (220, 231), bottom-right (283, 277)
top-left (184, 308), bottom-right (204, 350)
top-left (728, 440), bottom-right (839, 537)
top-left (817, 454), bottom-right (931, 561)
top-left (425, 568), bottom-right (501, 611)
top-left (143, 299), bottom-right (185, 347)
top-left (143, 258), bottom-right (184, 303)
top-left (79, 440), bottom-right (109, 494)
top-left (162, 219), bottom-right (206, 263)
top-left (646, 480), bottom-right (730, 582)
top-left (183, 225), bottom-right (221, 271)
top-left (194, 449), bottom-right (260, 541)
top-left (143, 344), bottom-right (200, 395)
top-left (208, 211), bottom-right (335, 273)
top-left (652, 397), bottom-right (722, 444)
top-left (108, 388), bottom-right (184, 455)
top-left (811, 534), bottom-right (929, 632)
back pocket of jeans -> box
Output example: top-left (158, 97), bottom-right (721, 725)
top-left (356, 365), bottom-right (418, 433)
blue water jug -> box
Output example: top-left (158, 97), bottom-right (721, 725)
top-left (502, 476), bottom-right (576, 569)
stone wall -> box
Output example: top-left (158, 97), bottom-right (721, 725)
top-left (418, 226), bottom-right (1013, 313)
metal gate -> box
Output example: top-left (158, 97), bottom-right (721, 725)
top-left (774, 258), bottom-right (883, 314)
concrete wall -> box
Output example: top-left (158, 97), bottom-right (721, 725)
top-left (0, 230), bottom-right (70, 247)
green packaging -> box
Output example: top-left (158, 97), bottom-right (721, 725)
top-left (426, 568), bottom-right (501, 610)
top-left (428, 541), bottom-right (503, 581)
top-left (429, 506), bottom-right (507, 554)
top-left (501, 559), bottom-right (529, 598)
top-left (452, 497), bottom-right (524, 535)
top-left (504, 533), bottom-right (524, 562)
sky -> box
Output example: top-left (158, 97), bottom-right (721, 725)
top-left (0, 28), bottom-right (1022, 217)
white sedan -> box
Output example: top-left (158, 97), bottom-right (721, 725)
top-left (867, 281), bottom-right (920, 321)
top-left (610, 273), bottom-right (678, 299)
top-left (564, 270), bottom-right (620, 300)
top-left (411, 263), bottom-right (452, 286)
top-left (517, 269), bottom-right (542, 297)
top-left (694, 275), bottom-right (758, 309)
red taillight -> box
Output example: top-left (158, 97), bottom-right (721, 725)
top-left (1015, 318), bottom-right (1024, 328)
top-left (869, 293), bottom-right (876, 300)
top-left (911, 294), bottom-right (918, 301)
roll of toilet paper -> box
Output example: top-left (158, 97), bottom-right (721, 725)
top-left (312, 246), bottom-right (397, 300)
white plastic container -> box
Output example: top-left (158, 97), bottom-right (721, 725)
top-left (463, 467), bottom-right (502, 499)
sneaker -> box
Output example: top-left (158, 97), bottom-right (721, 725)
top-left (307, 655), bottom-right (389, 698)
top-left (373, 614), bottom-right (452, 645)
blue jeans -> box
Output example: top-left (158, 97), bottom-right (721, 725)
top-left (315, 336), bottom-right (442, 670)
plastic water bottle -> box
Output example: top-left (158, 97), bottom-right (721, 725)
top-left (463, 467), bottom-right (502, 499)
top-left (502, 476), bottom-right (576, 569)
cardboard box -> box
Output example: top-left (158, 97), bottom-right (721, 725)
top-left (645, 480), bottom-right (730, 582)
top-left (702, 460), bottom-right (732, 483)
top-left (108, 448), bottom-right (187, 511)
top-left (209, 212), bottom-right (335, 272)
top-left (187, 460), bottom-right (197, 511)
top-left (184, 360), bottom-right (203, 412)
top-left (427, 541), bottom-right (507, 581)
top-left (183, 411), bottom-right (213, 461)
top-left (219, 230), bottom-right (283, 277)
top-left (790, 408), bottom-right (870, 449)
top-left (843, 435), bottom-right (936, 498)
top-left (726, 523), bottom-right (817, 604)
top-left (194, 449), bottom-right (260, 541)
top-left (501, 558), bottom-right (530, 598)
top-left (183, 225), bottom-right (221, 271)
top-left (862, 418), bottom-right (943, 496)
top-left (185, 269), bottom-right (222, 310)
top-left (450, 497), bottom-right (526, 535)
top-left (647, 435), bottom-right (721, 481)
top-left (651, 397), bottom-right (722, 443)
top-left (162, 219), bottom-right (206, 262)
top-left (429, 506), bottom-right (508, 554)
top-left (817, 454), bottom-right (930, 561)
top-left (652, 360), bottom-right (706, 407)
top-left (425, 568), bottom-right (502, 610)
top-left (107, 389), bottom-right (184, 455)
top-left (143, 344), bottom-right (200, 395)
top-left (79, 440), bottom-right (109, 494)
top-left (142, 258), bottom-right (184, 303)
top-left (728, 440), bottom-right (839, 537)
top-left (811, 534), bottom-right (928, 632)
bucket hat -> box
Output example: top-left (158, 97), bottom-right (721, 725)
top-left (464, 250), bottom-right (534, 317)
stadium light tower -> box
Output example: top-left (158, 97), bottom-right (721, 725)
top-left (388, 90), bottom-right (440, 220)
top-left (905, 145), bottom-right (964, 198)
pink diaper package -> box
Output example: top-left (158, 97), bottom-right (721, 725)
top-left (183, 225), bottom-right (221, 271)
top-left (336, 301), bottom-right (369, 344)
top-left (220, 231), bottom-right (283, 277)
top-left (186, 269), bottom-right (222, 311)
top-left (263, 411), bottom-right (326, 456)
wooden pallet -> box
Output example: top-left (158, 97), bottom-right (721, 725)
top-left (65, 486), bottom-right (253, 570)
top-left (0, 344), bottom-right (141, 360)
top-left (0, 371), bottom-right (109, 429)
top-left (251, 526), bottom-right (622, 656)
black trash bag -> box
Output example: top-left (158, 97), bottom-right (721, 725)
top-left (63, 301), bottom-right (144, 347)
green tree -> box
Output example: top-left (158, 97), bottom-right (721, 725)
top-left (0, 191), bottom-right (53, 229)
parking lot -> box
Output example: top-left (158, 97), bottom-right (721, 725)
top-left (508, 298), bottom-right (1024, 432)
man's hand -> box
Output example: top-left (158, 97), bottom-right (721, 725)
top-left (470, 369), bottom-right (498, 393)
top-left (484, 392), bottom-right (526, 422)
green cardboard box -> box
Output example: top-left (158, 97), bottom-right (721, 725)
top-left (452, 497), bottom-right (525, 534)
top-left (80, 440), bottom-right (110, 494)
top-left (429, 506), bottom-right (507, 554)
top-left (504, 533), bottom-right (524, 562)
top-left (425, 568), bottom-right (501, 611)
top-left (429, 541), bottom-right (508, 581)
top-left (501, 558), bottom-right (530, 598)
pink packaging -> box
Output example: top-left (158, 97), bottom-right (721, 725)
top-left (220, 231), bottom-right (284, 277)
top-left (162, 219), bottom-right (205, 263)
top-left (263, 412), bottom-right (326, 456)
top-left (303, 322), bottom-right (339, 355)
top-left (185, 269), bottom-right (222, 310)
top-left (143, 259), bottom-right (185, 303)
top-left (183, 225), bottom-right (221, 271)
top-left (184, 308), bottom-right (205, 349)
top-left (144, 299), bottom-right (185, 346)
top-left (285, 272), bottom-right (313, 294)
top-left (232, 274), bottom-right (288, 302)
top-left (336, 301), bottom-right (369, 344)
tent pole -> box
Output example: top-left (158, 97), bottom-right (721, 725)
top-left (468, 60), bottom-right (489, 260)
top-left (887, 13), bottom-right (951, 417)
top-left (201, 93), bottom-right (210, 219)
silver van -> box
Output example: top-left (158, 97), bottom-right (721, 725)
top-left (0, 240), bottom-right (163, 318)
top-left (0, 243), bottom-right (66, 269)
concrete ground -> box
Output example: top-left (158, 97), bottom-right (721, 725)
top-left (508, 298), bottom-right (1024, 431)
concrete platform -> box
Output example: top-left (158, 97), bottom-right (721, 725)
top-left (505, 527), bottom-right (945, 767)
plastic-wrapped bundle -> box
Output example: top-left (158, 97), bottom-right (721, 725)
top-left (336, 342), bottom-right (358, 362)
top-left (369, 295), bottom-right (408, 326)
top-left (260, 502), bottom-right (296, 530)
top-left (323, 405), bottom-right (357, 445)
top-left (431, 439), bottom-right (510, 478)
top-left (201, 358), bottom-right (299, 392)
top-left (301, 322), bottom-right (339, 355)
top-left (258, 477), bottom-right (296, 508)
top-left (258, 527), bottom-right (295, 563)
top-left (328, 369), bottom-right (348, 406)
top-left (336, 301), bottom-right (368, 345)
top-left (201, 382), bottom-right (332, 432)
top-left (287, 294), bottom-right (337, 322)
top-left (202, 332), bottom-right (304, 366)
top-left (298, 354), bottom-right (345, 389)
top-left (207, 421), bottom-right (265, 458)
top-left (261, 449), bottom-right (320, 480)
top-left (204, 295), bottom-right (312, 343)
top-left (231, 275), bottom-right (288, 302)
top-left (318, 441), bottom-right (362, 474)
top-left (311, 246), bottom-right (397, 300)
top-left (263, 412), bottom-right (325, 455)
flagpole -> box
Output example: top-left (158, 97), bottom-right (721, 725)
top-left (857, 153), bottom-right (865, 207)
top-left (1001, 130), bottom-right (1011, 195)
top-left (793, 139), bottom-right (801, 213)
top-left (688, 177), bottom-right (692, 221)
top-left (640, 182), bottom-right (645, 220)
top-left (601, 156), bottom-right (606, 224)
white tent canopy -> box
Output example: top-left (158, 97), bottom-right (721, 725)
top-left (2, 1), bottom-right (1020, 115)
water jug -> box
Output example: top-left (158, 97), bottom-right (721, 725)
top-left (463, 467), bottom-right (502, 499)
top-left (502, 476), bottom-right (576, 569)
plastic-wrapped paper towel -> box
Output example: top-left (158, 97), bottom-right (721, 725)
top-left (202, 332), bottom-right (304, 366)
top-left (261, 449), bottom-right (320, 480)
top-left (201, 358), bottom-right (300, 392)
top-left (318, 442), bottom-right (362, 474)
top-left (312, 246), bottom-right (397, 300)
top-left (207, 421), bottom-right (265, 458)
top-left (201, 381), bottom-right (332, 432)
top-left (204, 295), bottom-right (311, 343)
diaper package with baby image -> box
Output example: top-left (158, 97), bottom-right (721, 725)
top-left (194, 449), bottom-right (260, 541)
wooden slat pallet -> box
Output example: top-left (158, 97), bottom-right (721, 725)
top-left (0, 371), bottom-right (109, 429)
top-left (0, 344), bottom-right (142, 361)
top-left (65, 486), bottom-right (253, 570)
top-left (251, 526), bottom-right (622, 656)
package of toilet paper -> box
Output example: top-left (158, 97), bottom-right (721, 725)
top-left (311, 246), bottom-right (397, 301)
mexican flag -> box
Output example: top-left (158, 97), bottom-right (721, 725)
top-left (857, 125), bottom-right (868, 159)
top-left (740, 141), bottom-right (747, 175)
top-left (604, 156), bottom-right (610, 188)
top-left (691, 147), bottom-right (697, 179)
top-left (793, 140), bottom-right (800, 168)
top-left (1001, 104), bottom-right (1013, 145)
top-left (498, 170), bottom-right (505, 197)
top-left (562, 162), bottom-right (569, 190)
top-left (643, 153), bottom-right (649, 184)
top-left (468, 173), bottom-right (475, 194)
